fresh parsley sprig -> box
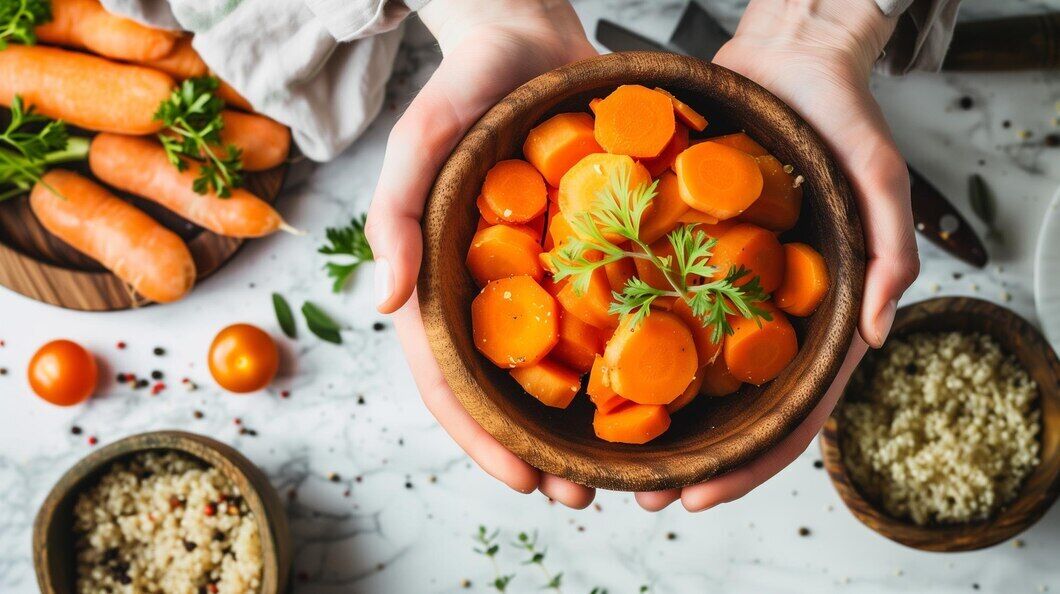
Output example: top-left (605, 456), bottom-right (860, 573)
top-left (319, 213), bottom-right (374, 292)
top-left (553, 167), bottom-right (770, 341)
top-left (153, 76), bottom-right (244, 197)
top-left (0, 0), bottom-right (50, 49)
top-left (0, 95), bottom-right (89, 201)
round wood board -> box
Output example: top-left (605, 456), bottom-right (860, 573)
top-left (0, 124), bottom-right (287, 311)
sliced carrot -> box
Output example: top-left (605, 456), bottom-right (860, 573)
top-left (0, 45), bottom-right (174, 135)
top-left (654, 87), bottom-right (708, 132)
top-left (707, 132), bottom-right (768, 157)
top-left (466, 224), bottom-right (544, 286)
top-left (666, 370), bottom-right (705, 414)
top-left (588, 97), bottom-right (602, 115)
top-left (88, 134), bottom-right (288, 238)
top-left (556, 267), bottom-right (618, 330)
top-left (481, 159), bottom-right (547, 223)
top-left (639, 170), bottom-right (689, 244)
top-left (558, 153), bottom-right (652, 242)
top-left (548, 209), bottom-right (578, 249)
top-left (674, 141), bottom-right (763, 220)
top-left (547, 185), bottom-right (560, 204)
top-left (694, 219), bottom-right (738, 241)
top-left (551, 311), bottom-right (604, 373)
top-left (593, 85), bottom-right (676, 158)
top-left (724, 305), bottom-right (797, 386)
top-left (700, 357), bottom-right (742, 397)
top-left (510, 359), bottom-right (582, 408)
top-left (707, 223), bottom-right (785, 293)
top-left (36, 0), bottom-right (179, 61)
top-left (217, 111), bottom-right (291, 171)
top-left (604, 255), bottom-right (636, 293)
top-left (29, 170), bottom-right (194, 303)
top-left (633, 235), bottom-right (677, 291)
top-left (593, 402), bottom-right (671, 444)
top-left (543, 202), bottom-right (558, 250)
top-left (670, 299), bottom-right (722, 367)
top-left (523, 112), bottom-right (604, 187)
top-left (774, 243), bottom-right (829, 316)
top-left (737, 156), bottom-right (802, 231)
top-left (587, 355), bottom-right (628, 413)
top-left (639, 122), bottom-right (689, 178)
top-left (478, 194), bottom-right (502, 225)
top-left (603, 311), bottom-right (698, 404)
top-left (472, 276), bottom-right (559, 368)
top-left (139, 35), bottom-right (208, 80)
top-left (541, 275), bottom-right (567, 298)
top-left (675, 209), bottom-right (720, 225)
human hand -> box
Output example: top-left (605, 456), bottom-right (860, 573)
top-left (635, 0), bottom-right (919, 512)
top-left (366, 0), bottom-right (598, 508)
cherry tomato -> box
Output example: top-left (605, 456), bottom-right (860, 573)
top-left (28, 339), bottom-right (98, 406)
top-left (208, 324), bottom-right (278, 393)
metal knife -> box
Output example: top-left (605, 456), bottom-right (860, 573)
top-left (595, 1), bottom-right (989, 268)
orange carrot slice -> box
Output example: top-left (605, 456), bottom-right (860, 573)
top-left (670, 299), bottom-right (722, 367)
top-left (481, 159), bottom-right (547, 223)
top-left (510, 359), bottom-right (582, 408)
top-left (639, 170), bottom-right (689, 244)
top-left (472, 276), bottom-right (559, 368)
top-left (478, 194), bottom-right (502, 225)
top-left (603, 311), bottom-right (698, 404)
top-left (666, 370), bottom-right (705, 414)
top-left (593, 85), bottom-right (676, 158)
top-left (523, 112), bottom-right (604, 187)
top-left (588, 97), bottom-right (602, 115)
top-left (674, 141), bottom-right (764, 220)
top-left (552, 311), bottom-right (604, 373)
top-left (639, 122), bottom-right (689, 178)
top-left (737, 156), bottom-right (802, 231)
top-left (558, 153), bottom-right (652, 242)
top-left (556, 267), bottom-right (618, 330)
top-left (603, 256), bottom-right (636, 293)
top-left (654, 87), bottom-right (708, 132)
top-left (675, 209), bottom-right (720, 225)
top-left (700, 357), bottom-right (742, 397)
top-left (593, 402), bottom-right (671, 444)
top-left (774, 243), bottom-right (829, 317)
top-left (724, 305), bottom-right (797, 385)
top-left (587, 355), bottom-right (628, 413)
top-left (707, 223), bottom-right (785, 293)
top-left (708, 132), bottom-right (768, 157)
top-left (466, 225), bottom-right (545, 286)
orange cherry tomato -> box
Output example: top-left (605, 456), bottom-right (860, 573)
top-left (208, 324), bottom-right (279, 393)
top-left (28, 339), bottom-right (98, 406)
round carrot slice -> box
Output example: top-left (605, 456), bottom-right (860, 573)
top-left (724, 305), bottom-right (797, 386)
top-left (472, 276), bottom-right (559, 368)
top-left (674, 141), bottom-right (763, 219)
top-left (465, 224), bottom-right (544, 287)
top-left (670, 298), bottom-right (722, 367)
top-left (558, 153), bottom-right (652, 243)
top-left (707, 223), bottom-right (785, 293)
top-left (700, 357), bottom-right (742, 397)
top-left (593, 85), bottom-right (676, 158)
top-left (481, 159), bottom-right (547, 223)
top-left (603, 311), bottom-right (698, 405)
top-left (593, 402), bottom-right (671, 444)
top-left (774, 243), bottom-right (829, 317)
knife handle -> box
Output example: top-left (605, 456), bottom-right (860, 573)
top-left (908, 168), bottom-right (988, 268)
top-left (942, 14), bottom-right (1060, 71)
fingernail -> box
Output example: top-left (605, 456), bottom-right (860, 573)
top-left (373, 258), bottom-right (392, 309)
top-left (873, 299), bottom-right (897, 348)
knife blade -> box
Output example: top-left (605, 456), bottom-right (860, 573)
top-left (595, 2), bottom-right (989, 267)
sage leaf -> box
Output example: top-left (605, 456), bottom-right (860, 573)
top-left (272, 293), bottom-right (296, 338)
top-left (301, 301), bottom-right (342, 344)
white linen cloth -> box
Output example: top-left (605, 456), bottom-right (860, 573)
top-left (875, 0), bottom-right (962, 74)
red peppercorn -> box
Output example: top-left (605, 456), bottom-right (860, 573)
top-left (116, 341), bottom-right (126, 349)
top-left (150, 382), bottom-right (166, 395)
top-left (233, 418), bottom-right (242, 425)
top-left (169, 496), bottom-right (181, 510)
top-left (87, 436), bottom-right (98, 446)
top-left (204, 503), bottom-right (216, 516)
top-left (207, 584), bottom-right (219, 593)
top-left (280, 390), bottom-right (290, 398)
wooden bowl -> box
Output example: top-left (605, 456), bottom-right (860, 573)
top-left (419, 52), bottom-right (865, 491)
top-left (33, 431), bottom-right (291, 592)
top-left (820, 297), bottom-right (1060, 551)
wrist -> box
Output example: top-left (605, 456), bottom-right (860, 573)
top-left (731, 0), bottom-right (897, 76)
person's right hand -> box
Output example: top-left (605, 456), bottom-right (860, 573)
top-left (365, 0), bottom-right (599, 508)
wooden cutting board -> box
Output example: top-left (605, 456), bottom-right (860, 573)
top-left (0, 145), bottom-right (287, 311)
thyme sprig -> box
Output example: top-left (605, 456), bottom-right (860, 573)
top-left (473, 526), bottom-right (515, 592)
top-left (551, 167), bottom-right (770, 341)
top-left (514, 531), bottom-right (563, 592)
top-left (0, 0), bottom-right (50, 49)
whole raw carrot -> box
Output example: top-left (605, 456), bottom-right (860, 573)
top-left (30, 170), bottom-right (195, 303)
top-left (217, 111), bottom-right (290, 171)
top-left (36, 0), bottom-right (179, 62)
top-left (89, 133), bottom-right (291, 238)
top-left (0, 45), bottom-right (174, 134)
top-left (140, 35), bottom-right (209, 80)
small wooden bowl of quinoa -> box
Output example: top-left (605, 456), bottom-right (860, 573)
top-left (820, 297), bottom-right (1060, 552)
top-left (33, 431), bottom-right (290, 593)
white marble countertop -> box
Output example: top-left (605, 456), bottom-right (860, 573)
top-left (2, 1), bottom-right (1060, 592)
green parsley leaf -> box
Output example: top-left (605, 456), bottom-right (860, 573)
top-left (0, 0), bottom-right (50, 49)
top-left (0, 95), bottom-right (88, 201)
top-left (319, 213), bottom-right (373, 292)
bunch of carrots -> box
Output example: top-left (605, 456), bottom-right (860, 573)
top-left (0, 0), bottom-right (293, 303)
top-left (467, 84), bottom-right (830, 445)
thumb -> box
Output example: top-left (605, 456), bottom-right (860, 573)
top-left (366, 74), bottom-right (468, 314)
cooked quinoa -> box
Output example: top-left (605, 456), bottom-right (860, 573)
top-left (73, 451), bottom-right (262, 594)
top-left (840, 331), bottom-right (1040, 525)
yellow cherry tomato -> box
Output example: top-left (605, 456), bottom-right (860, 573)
top-left (28, 339), bottom-right (98, 406)
top-left (208, 324), bottom-right (279, 393)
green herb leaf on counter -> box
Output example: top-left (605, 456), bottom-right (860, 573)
top-left (154, 76), bottom-right (244, 197)
top-left (968, 174), bottom-right (1004, 244)
top-left (0, 95), bottom-right (88, 202)
top-left (0, 0), bottom-right (50, 49)
top-left (272, 293), bottom-right (296, 338)
top-left (319, 213), bottom-right (374, 292)
top-left (301, 301), bottom-right (342, 344)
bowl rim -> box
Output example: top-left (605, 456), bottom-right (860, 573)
top-left (420, 51), bottom-right (864, 491)
top-left (819, 296), bottom-right (1060, 552)
top-left (32, 430), bottom-right (290, 593)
